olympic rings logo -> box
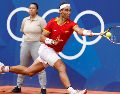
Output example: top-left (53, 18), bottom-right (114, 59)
top-left (7, 7), bottom-right (104, 60)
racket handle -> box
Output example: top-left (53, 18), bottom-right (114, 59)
top-left (92, 33), bottom-right (100, 36)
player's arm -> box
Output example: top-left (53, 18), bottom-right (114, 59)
top-left (40, 29), bottom-right (54, 44)
top-left (73, 25), bottom-right (93, 36)
top-left (40, 18), bottom-right (62, 45)
top-left (40, 29), bottom-right (62, 45)
top-left (40, 18), bottom-right (55, 45)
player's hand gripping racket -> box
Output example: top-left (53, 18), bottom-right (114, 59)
top-left (93, 26), bottom-right (120, 44)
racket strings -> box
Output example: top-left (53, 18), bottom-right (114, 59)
top-left (110, 28), bottom-right (120, 43)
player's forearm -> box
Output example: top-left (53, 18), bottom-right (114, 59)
top-left (77, 28), bottom-right (84, 35)
top-left (82, 29), bottom-right (93, 36)
top-left (74, 26), bottom-right (93, 36)
top-left (77, 28), bottom-right (94, 36)
top-left (77, 28), bottom-right (93, 36)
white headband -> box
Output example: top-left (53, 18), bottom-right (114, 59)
top-left (60, 4), bottom-right (70, 10)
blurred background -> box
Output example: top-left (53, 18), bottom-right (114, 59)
top-left (0, 0), bottom-right (120, 92)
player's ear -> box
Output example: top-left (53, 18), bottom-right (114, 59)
top-left (59, 9), bottom-right (62, 13)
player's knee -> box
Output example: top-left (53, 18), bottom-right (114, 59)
top-left (58, 64), bottom-right (66, 73)
top-left (27, 73), bottom-right (34, 76)
top-left (54, 60), bottom-right (67, 73)
top-left (24, 70), bottom-right (34, 77)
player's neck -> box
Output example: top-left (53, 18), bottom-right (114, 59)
top-left (57, 17), bottom-right (67, 25)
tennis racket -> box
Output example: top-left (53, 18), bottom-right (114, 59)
top-left (93, 26), bottom-right (120, 44)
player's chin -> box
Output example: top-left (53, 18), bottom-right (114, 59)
top-left (66, 16), bottom-right (70, 19)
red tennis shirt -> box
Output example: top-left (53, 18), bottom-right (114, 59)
top-left (44, 17), bottom-right (77, 52)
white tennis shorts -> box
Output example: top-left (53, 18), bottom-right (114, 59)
top-left (37, 44), bottom-right (61, 66)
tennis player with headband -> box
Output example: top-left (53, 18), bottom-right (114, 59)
top-left (0, 2), bottom-right (94, 94)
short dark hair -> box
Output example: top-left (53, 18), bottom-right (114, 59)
top-left (30, 3), bottom-right (39, 14)
top-left (30, 2), bottom-right (39, 10)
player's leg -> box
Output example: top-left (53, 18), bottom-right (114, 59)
top-left (20, 58), bottom-right (45, 76)
top-left (12, 42), bottom-right (31, 93)
top-left (0, 64), bottom-right (27, 74)
top-left (31, 41), bottom-right (47, 94)
top-left (0, 58), bottom-right (45, 76)
top-left (53, 59), bottom-right (87, 94)
top-left (37, 44), bottom-right (87, 94)
top-left (54, 59), bottom-right (70, 88)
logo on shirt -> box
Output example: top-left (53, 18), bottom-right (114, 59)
top-left (54, 30), bottom-right (57, 32)
top-left (65, 31), bottom-right (69, 33)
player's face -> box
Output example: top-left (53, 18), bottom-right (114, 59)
top-left (60, 6), bottom-right (71, 19)
top-left (29, 4), bottom-right (38, 16)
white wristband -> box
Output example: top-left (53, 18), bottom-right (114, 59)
top-left (45, 38), bottom-right (54, 45)
top-left (4, 66), bottom-right (10, 72)
top-left (83, 30), bottom-right (92, 36)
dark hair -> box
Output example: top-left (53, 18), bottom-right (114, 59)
top-left (30, 3), bottom-right (39, 14)
top-left (30, 2), bottom-right (39, 10)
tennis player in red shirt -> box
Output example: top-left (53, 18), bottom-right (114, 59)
top-left (0, 2), bottom-right (94, 94)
